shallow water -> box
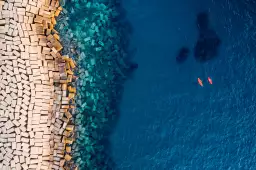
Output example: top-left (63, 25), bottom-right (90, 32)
top-left (111, 0), bottom-right (256, 169)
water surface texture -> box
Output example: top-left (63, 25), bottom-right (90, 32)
top-left (111, 0), bottom-right (256, 169)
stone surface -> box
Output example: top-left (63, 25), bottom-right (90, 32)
top-left (0, 0), bottom-right (76, 169)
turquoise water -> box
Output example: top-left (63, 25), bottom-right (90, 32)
top-left (56, 0), bottom-right (136, 169)
top-left (57, 0), bottom-right (256, 169)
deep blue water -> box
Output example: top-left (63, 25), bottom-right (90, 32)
top-left (111, 0), bottom-right (256, 169)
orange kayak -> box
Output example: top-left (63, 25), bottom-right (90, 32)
top-left (197, 78), bottom-right (203, 87)
top-left (208, 77), bottom-right (213, 84)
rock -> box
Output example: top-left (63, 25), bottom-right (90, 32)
top-left (196, 11), bottom-right (209, 31)
top-left (194, 12), bottom-right (221, 63)
top-left (176, 47), bottom-right (190, 63)
top-left (194, 29), bottom-right (221, 62)
top-left (129, 62), bottom-right (138, 70)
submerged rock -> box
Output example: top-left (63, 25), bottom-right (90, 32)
top-left (196, 11), bottom-right (209, 31)
top-left (57, 0), bottom-right (136, 169)
top-left (194, 12), bottom-right (221, 63)
top-left (194, 29), bottom-right (221, 63)
top-left (129, 62), bottom-right (138, 70)
top-left (176, 47), bottom-right (190, 63)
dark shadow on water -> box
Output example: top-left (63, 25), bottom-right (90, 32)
top-left (196, 11), bottom-right (209, 31)
top-left (194, 11), bottom-right (221, 63)
top-left (176, 12), bottom-right (221, 64)
top-left (176, 47), bottom-right (190, 64)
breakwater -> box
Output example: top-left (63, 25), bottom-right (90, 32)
top-left (0, 0), bottom-right (78, 169)
top-left (56, 0), bottom-right (135, 169)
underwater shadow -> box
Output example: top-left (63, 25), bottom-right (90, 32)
top-left (99, 1), bottom-right (138, 170)
top-left (194, 11), bottom-right (221, 63)
top-left (176, 11), bottom-right (221, 64)
top-left (99, 67), bottom-right (138, 170)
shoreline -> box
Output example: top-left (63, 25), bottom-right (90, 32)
top-left (0, 0), bottom-right (77, 169)
top-left (55, 0), bottom-right (136, 169)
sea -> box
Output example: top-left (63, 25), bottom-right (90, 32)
top-left (57, 0), bottom-right (256, 169)
top-left (111, 0), bottom-right (256, 170)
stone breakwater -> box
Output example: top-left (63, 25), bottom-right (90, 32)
top-left (0, 0), bottom-right (77, 169)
